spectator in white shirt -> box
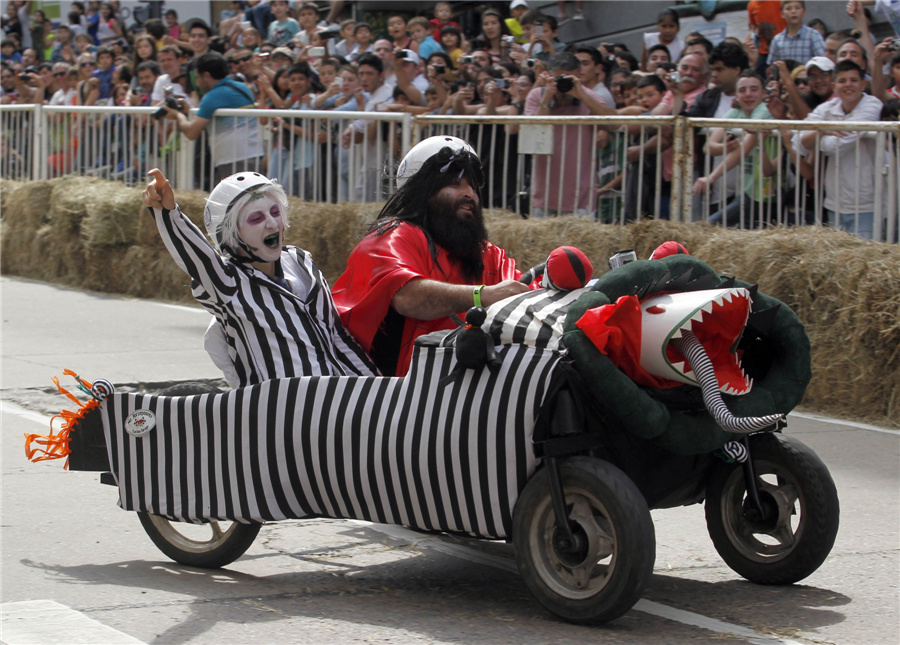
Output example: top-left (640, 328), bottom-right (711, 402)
top-left (795, 60), bottom-right (884, 239)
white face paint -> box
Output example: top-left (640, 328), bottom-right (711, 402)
top-left (237, 195), bottom-right (284, 263)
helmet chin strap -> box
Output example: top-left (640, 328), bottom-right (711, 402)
top-left (224, 240), bottom-right (270, 264)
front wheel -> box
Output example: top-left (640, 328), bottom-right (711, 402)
top-left (136, 381), bottom-right (261, 569)
top-left (513, 456), bottom-right (656, 624)
top-left (705, 432), bottom-right (839, 585)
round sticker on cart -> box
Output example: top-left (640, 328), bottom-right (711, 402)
top-left (125, 409), bottom-right (156, 437)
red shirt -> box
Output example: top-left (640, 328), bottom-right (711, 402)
top-left (747, 0), bottom-right (786, 56)
top-left (430, 18), bottom-right (461, 44)
top-left (332, 222), bottom-right (521, 376)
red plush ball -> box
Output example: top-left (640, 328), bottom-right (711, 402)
top-left (545, 246), bottom-right (594, 290)
top-left (649, 241), bottom-right (690, 260)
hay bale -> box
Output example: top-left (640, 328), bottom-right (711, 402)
top-left (0, 181), bottom-right (54, 275)
top-left (115, 246), bottom-right (194, 302)
top-left (287, 200), bottom-right (373, 282)
top-left (79, 183), bottom-right (144, 246)
top-left (488, 213), bottom-right (632, 275)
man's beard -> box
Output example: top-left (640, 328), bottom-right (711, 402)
top-left (426, 191), bottom-right (488, 283)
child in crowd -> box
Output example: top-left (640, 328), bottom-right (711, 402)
top-left (767, 1), bottom-right (825, 65)
top-left (333, 19), bottom-right (356, 59)
top-left (642, 9), bottom-right (683, 72)
top-left (387, 14), bottom-right (413, 51)
top-left (91, 45), bottom-right (116, 101)
top-left (347, 22), bottom-right (373, 62)
top-left (430, 2), bottom-right (460, 42)
top-left (164, 9), bottom-right (180, 40)
top-left (410, 16), bottom-right (442, 61)
top-left (267, 0), bottom-right (300, 48)
top-left (439, 25), bottom-right (464, 65)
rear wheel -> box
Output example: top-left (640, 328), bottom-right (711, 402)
top-left (513, 457), bottom-right (655, 624)
top-left (137, 382), bottom-right (261, 569)
top-left (705, 433), bottom-right (839, 585)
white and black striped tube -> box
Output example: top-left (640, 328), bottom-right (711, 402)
top-left (673, 330), bottom-right (783, 434)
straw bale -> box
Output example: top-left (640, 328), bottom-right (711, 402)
top-left (115, 246), bottom-right (195, 302)
top-left (286, 200), bottom-right (373, 282)
top-left (1, 181), bottom-right (55, 275)
top-left (79, 182), bottom-right (144, 247)
top-left (487, 213), bottom-right (632, 274)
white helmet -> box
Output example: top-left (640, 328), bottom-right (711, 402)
top-left (396, 135), bottom-right (477, 189)
top-left (203, 172), bottom-right (289, 254)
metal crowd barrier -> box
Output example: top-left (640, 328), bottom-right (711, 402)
top-left (2, 104), bottom-right (896, 243)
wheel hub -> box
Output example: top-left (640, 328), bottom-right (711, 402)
top-left (741, 489), bottom-right (780, 532)
top-left (551, 523), bottom-right (590, 567)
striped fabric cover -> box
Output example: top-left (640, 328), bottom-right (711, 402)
top-left (484, 288), bottom-right (588, 350)
top-left (100, 343), bottom-right (562, 539)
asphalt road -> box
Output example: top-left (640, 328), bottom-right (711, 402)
top-left (2, 276), bottom-right (898, 644)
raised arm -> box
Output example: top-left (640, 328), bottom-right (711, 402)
top-left (142, 169), bottom-right (237, 304)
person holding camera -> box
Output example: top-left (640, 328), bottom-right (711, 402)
top-left (524, 52), bottom-right (615, 218)
top-left (393, 47), bottom-right (428, 106)
top-left (873, 38), bottom-right (900, 101)
top-left (162, 51), bottom-right (263, 183)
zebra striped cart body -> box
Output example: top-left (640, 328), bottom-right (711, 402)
top-left (98, 341), bottom-right (561, 538)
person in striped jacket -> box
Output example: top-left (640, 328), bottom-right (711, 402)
top-left (142, 168), bottom-right (377, 387)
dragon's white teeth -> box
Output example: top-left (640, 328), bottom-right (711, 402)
top-left (680, 319), bottom-right (694, 334)
top-left (702, 301), bottom-right (715, 314)
top-left (722, 290), bottom-right (733, 303)
top-left (691, 310), bottom-right (705, 323)
top-left (713, 295), bottom-right (725, 308)
top-left (672, 361), bottom-right (686, 374)
top-left (671, 327), bottom-right (683, 340)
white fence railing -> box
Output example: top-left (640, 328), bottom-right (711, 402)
top-left (2, 104), bottom-right (896, 243)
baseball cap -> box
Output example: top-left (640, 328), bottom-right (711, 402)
top-left (511, 0), bottom-right (529, 9)
top-left (397, 49), bottom-right (420, 65)
top-left (271, 47), bottom-right (294, 60)
top-left (805, 56), bottom-right (835, 73)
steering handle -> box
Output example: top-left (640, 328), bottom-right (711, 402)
top-left (519, 262), bottom-right (545, 285)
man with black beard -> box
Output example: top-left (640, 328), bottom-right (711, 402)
top-left (332, 136), bottom-right (530, 376)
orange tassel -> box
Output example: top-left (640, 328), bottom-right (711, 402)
top-left (24, 371), bottom-right (102, 469)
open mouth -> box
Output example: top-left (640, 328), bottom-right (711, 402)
top-left (263, 233), bottom-right (280, 249)
top-left (640, 288), bottom-right (753, 395)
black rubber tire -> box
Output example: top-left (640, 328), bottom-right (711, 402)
top-left (137, 511), bottom-right (262, 569)
top-left (136, 382), bottom-right (262, 569)
top-left (512, 456), bottom-right (656, 624)
top-left (705, 433), bottom-right (839, 585)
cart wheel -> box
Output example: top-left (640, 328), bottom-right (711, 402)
top-left (705, 433), bottom-right (839, 585)
top-left (513, 456), bottom-right (655, 624)
top-left (138, 512), bottom-right (261, 568)
top-left (135, 381), bottom-right (261, 569)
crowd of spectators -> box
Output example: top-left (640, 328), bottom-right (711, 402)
top-left (1, 0), bottom-right (899, 238)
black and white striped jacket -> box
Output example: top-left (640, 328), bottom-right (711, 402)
top-left (153, 206), bottom-right (377, 385)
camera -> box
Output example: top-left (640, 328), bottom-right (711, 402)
top-left (334, 76), bottom-right (344, 88)
top-left (460, 55), bottom-right (474, 65)
top-left (668, 71), bottom-right (682, 84)
top-left (888, 38), bottom-right (900, 52)
top-left (152, 86), bottom-right (181, 120)
top-left (523, 58), bottom-right (536, 70)
top-left (18, 73), bottom-right (29, 82)
top-left (502, 35), bottom-right (516, 44)
top-left (240, 21), bottom-right (252, 30)
top-left (434, 63), bottom-right (446, 74)
top-left (494, 78), bottom-right (507, 89)
top-left (608, 249), bottom-right (637, 270)
top-left (395, 48), bottom-right (408, 59)
top-left (534, 25), bottom-right (544, 36)
top-left (307, 46), bottom-right (326, 57)
top-left (555, 75), bottom-right (574, 93)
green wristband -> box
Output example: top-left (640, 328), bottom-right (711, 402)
top-left (473, 284), bottom-right (486, 308)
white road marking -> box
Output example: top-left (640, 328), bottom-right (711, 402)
top-left (1, 599), bottom-right (145, 644)
top-left (357, 521), bottom-right (807, 645)
top-left (789, 411), bottom-right (899, 436)
top-left (1, 400), bottom-right (52, 426)
top-left (150, 301), bottom-right (208, 314)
